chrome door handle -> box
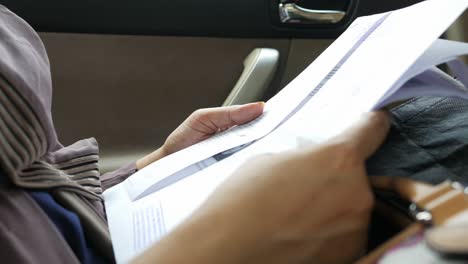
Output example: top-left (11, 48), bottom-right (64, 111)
top-left (279, 3), bottom-right (346, 24)
top-left (223, 48), bottom-right (279, 106)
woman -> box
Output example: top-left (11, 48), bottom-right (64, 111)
top-left (0, 5), bottom-right (390, 264)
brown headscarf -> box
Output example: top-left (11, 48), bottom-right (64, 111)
top-left (0, 5), bottom-right (102, 200)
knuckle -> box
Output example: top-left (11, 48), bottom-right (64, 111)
top-left (191, 108), bottom-right (208, 117)
top-left (190, 109), bottom-right (211, 123)
top-left (328, 142), bottom-right (361, 169)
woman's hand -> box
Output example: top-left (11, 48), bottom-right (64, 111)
top-left (134, 111), bottom-right (390, 264)
top-left (136, 102), bottom-right (264, 169)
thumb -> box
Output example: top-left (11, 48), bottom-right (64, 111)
top-left (193, 102), bottom-right (264, 130)
top-left (327, 111), bottom-right (391, 160)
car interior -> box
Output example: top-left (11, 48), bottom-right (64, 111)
top-left (6, 0), bottom-right (462, 173)
top-left (1, 0), bottom-right (468, 262)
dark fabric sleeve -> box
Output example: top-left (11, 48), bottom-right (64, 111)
top-left (100, 162), bottom-right (138, 191)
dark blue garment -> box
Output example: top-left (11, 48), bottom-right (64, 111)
top-left (29, 192), bottom-right (96, 264)
top-left (0, 172), bottom-right (103, 263)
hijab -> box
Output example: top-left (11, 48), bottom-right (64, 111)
top-left (0, 5), bottom-right (102, 200)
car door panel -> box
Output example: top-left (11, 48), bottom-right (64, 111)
top-left (40, 32), bottom-right (289, 171)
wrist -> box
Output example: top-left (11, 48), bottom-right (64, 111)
top-left (136, 145), bottom-right (168, 170)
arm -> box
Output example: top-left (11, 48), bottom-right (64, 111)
top-left (133, 111), bottom-right (390, 264)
